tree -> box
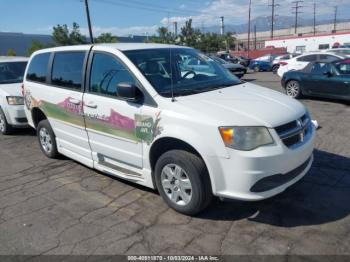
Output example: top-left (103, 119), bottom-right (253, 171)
top-left (180, 19), bottom-right (201, 48)
top-left (95, 33), bottom-right (118, 43)
top-left (52, 23), bottom-right (86, 46)
top-left (146, 27), bottom-right (175, 44)
top-left (6, 49), bottom-right (16, 56)
top-left (27, 41), bottom-right (49, 56)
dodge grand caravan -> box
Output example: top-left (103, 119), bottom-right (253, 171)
top-left (23, 44), bottom-right (315, 215)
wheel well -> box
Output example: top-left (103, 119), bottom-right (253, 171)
top-left (149, 137), bottom-right (203, 172)
top-left (31, 108), bottom-right (47, 128)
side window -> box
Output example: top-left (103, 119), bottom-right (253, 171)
top-left (51, 52), bottom-right (85, 90)
top-left (26, 53), bottom-right (50, 83)
top-left (310, 63), bottom-right (330, 75)
top-left (297, 55), bottom-right (317, 62)
top-left (319, 55), bottom-right (339, 62)
top-left (335, 62), bottom-right (350, 75)
top-left (89, 53), bottom-right (136, 97)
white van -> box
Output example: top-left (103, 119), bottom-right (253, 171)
top-left (0, 56), bottom-right (28, 134)
top-left (23, 44), bottom-right (315, 215)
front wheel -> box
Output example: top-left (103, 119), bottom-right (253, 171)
top-left (37, 119), bottom-right (59, 158)
top-left (272, 64), bottom-right (280, 73)
top-left (0, 108), bottom-right (13, 135)
top-left (285, 80), bottom-right (302, 99)
top-left (253, 65), bottom-right (260, 72)
top-left (155, 150), bottom-right (212, 215)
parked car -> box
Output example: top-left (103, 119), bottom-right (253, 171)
top-left (249, 54), bottom-right (278, 72)
top-left (210, 56), bottom-right (247, 78)
top-left (272, 53), bottom-right (299, 73)
top-left (277, 52), bottom-right (346, 77)
top-left (23, 44), bottom-right (315, 215)
top-left (281, 59), bottom-right (350, 100)
top-left (0, 56), bottom-right (28, 135)
top-left (217, 53), bottom-right (250, 67)
top-left (326, 48), bottom-right (350, 58)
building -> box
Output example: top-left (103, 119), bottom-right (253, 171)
top-left (0, 32), bottom-right (52, 56)
top-left (235, 22), bottom-right (350, 52)
top-left (265, 32), bottom-right (350, 53)
top-left (0, 32), bottom-right (148, 57)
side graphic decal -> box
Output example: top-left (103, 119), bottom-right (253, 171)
top-left (25, 92), bottom-right (163, 144)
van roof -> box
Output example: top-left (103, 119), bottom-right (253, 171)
top-left (0, 56), bottom-right (29, 62)
top-left (33, 43), bottom-right (190, 54)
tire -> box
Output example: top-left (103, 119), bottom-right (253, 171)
top-left (37, 119), bottom-right (59, 158)
top-left (155, 150), bottom-right (212, 215)
top-left (253, 65), bottom-right (260, 72)
top-left (0, 108), bottom-right (13, 135)
top-left (272, 64), bottom-right (280, 73)
top-left (285, 80), bottom-right (302, 99)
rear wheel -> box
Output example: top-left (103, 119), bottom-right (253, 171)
top-left (285, 80), bottom-right (302, 99)
top-left (0, 108), bottom-right (13, 135)
top-left (253, 65), bottom-right (260, 72)
top-left (272, 64), bottom-right (280, 73)
top-left (37, 119), bottom-right (59, 158)
top-left (155, 150), bottom-right (212, 215)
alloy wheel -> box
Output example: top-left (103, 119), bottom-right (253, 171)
top-left (161, 164), bottom-right (192, 206)
top-left (39, 127), bottom-right (52, 154)
top-left (0, 113), bottom-right (5, 132)
top-left (286, 81), bottom-right (300, 98)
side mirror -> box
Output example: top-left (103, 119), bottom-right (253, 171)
top-left (323, 71), bottom-right (333, 77)
top-left (117, 82), bottom-right (142, 102)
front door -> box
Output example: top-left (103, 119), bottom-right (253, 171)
top-left (83, 51), bottom-right (143, 170)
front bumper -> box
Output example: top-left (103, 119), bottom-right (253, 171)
top-left (4, 105), bottom-right (28, 127)
top-left (207, 124), bottom-right (315, 201)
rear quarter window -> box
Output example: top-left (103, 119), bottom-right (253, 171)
top-left (51, 52), bottom-right (86, 90)
top-left (26, 53), bottom-right (50, 83)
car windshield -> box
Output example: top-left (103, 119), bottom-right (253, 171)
top-left (123, 48), bottom-right (241, 97)
top-left (211, 56), bottom-right (227, 65)
top-left (0, 62), bottom-right (27, 84)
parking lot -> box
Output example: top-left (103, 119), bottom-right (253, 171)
top-left (0, 72), bottom-right (349, 255)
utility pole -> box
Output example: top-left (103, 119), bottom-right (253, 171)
top-left (333, 6), bottom-right (338, 32)
top-left (254, 24), bottom-right (257, 50)
top-left (84, 0), bottom-right (94, 43)
top-left (269, 0), bottom-right (279, 39)
top-left (220, 16), bottom-right (224, 35)
top-left (313, 2), bottom-right (316, 35)
top-left (247, 0), bottom-right (252, 57)
top-left (292, 1), bottom-right (304, 35)
top-left (173, 21), bottom-right (178, 36)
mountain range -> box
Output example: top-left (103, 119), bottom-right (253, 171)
top-left (202, 16), bottom-right (350, 34)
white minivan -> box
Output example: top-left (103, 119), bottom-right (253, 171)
top-left (0, 56), bottom-right (28, 134)
top-left (23, 44), bottom-right (315, 215)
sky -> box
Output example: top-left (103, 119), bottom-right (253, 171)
top-left (0, 0), bottom-right (349, 36)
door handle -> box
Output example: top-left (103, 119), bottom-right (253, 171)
top-left (68, 98), bottom-right (81, 105)
top-left (85, 103), bottom-right (98, 109)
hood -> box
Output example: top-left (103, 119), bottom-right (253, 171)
top-left (176, 82), bottom-right (306, 128)
top-left (0, 83), bottom-right (23, 97)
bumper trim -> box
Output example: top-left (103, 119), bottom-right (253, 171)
top-left (250, 156), bottom-right (312, 193)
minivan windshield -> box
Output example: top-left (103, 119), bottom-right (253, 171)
top-left (124, 48), bottom-right (241, 97)
top-left (0, 62), bottom-right (27, 84)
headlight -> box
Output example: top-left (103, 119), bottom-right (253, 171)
top-left (219, 126), bottom-right (274, 151)
top-left (6, 96), bottom-right (24, 105)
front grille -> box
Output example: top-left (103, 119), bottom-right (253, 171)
top-left (275, 114), bottom-right (311, 149)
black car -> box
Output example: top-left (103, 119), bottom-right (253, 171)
top-left (281, 59), bottom-right (350, 100)
top-left (210, 56), bottom-right (247, 78)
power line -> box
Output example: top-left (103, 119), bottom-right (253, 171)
top-left (292, 0), bottom-right (304, 34)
